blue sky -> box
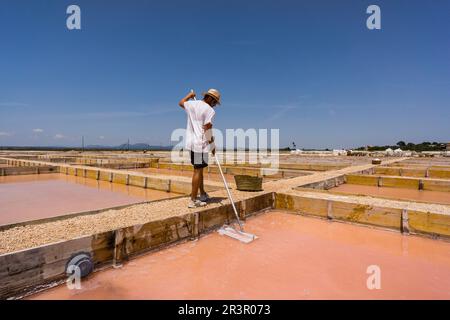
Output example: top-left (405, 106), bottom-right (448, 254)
top-left (0, 0), bottom-right (449, 149)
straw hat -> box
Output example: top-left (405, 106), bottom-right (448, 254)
top-left (202, 88), bottom-right (221, 105)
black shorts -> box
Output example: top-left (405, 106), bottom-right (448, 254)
top-left (190, 151), bottom-right (209, 169)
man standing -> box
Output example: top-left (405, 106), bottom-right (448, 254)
top-left (179, 89), bottom-right (221, 208)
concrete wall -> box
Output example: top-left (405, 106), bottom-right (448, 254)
top-left (2, 157), bottom-right (221, 194)
top-left (375, 166), bottom-right (450, 179)
top-left (345, 174), bottom-right (450, 192)
top-left (0, 166), bottom-right (57, 176)
top-left (275, 192), bottom-right (450, 240)
top-left (153, 161), bottom-right (313, 178)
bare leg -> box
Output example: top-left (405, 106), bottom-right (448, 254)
top-left (191, 168), bottom-right (201, 201)
top-left (199, 168), bottom-right (206, 195)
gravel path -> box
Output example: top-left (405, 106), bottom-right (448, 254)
top-left (264, 158), bottom-right (407, 192)
top-left (0, 189), bottom-right (267, 254)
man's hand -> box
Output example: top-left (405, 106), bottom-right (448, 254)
top-left (203, 123), bottom-right (212, 131)
top-left (211, 147), bottom-right (216, 156)
top-left (188, 90), bottom-right (196, 100)
top-left (178, 90), bottom-right (196, 108)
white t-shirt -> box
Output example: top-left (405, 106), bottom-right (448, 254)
top-left (184, 100), bottom-right (215, 153)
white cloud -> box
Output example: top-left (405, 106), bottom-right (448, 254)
top-left (33, 128), bottom-right (44, 133)
top-left (54, 134), bottom-right (65, 139)
top-left (0, 132), bottom-right (12, 136)
top-left (99, 135), bottom-right (105, 139)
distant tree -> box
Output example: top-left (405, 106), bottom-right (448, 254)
top-left (354, 141), bottom-right (445, 152)
top-left (406, 143), bottom-right (415, 150)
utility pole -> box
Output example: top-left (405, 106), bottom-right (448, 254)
top-left (127, 138), bottom-right (130, 152)
top-left (82, 136), bottom-right (84, 152)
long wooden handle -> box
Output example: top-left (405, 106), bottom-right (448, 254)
top-left (214, 154), bottom-right (244, 231)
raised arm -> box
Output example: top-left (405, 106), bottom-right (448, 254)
top-left (178, 91), bottom-right (196, 109)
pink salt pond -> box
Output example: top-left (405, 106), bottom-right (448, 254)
top-left (31, 211), bottom-right (450, 300)
top-left (0, 174), bottom-right (179, 226)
